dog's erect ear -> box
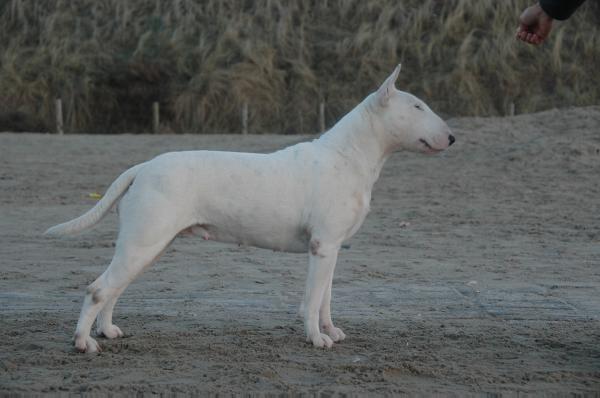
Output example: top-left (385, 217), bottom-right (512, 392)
top-left (375, 64), bottom-right (401, 107)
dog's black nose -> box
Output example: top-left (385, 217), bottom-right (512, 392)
top-left (448, 134), bottom-right (455, 146)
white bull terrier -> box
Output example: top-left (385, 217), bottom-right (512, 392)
top-left (46, 65), bottom-right (455, 353)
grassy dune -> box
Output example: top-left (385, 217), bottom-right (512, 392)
top-left (0, 0), bottom-right (598, 133)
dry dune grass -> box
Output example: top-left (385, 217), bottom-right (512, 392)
top-left (0, 0), bottom-right (598, 133)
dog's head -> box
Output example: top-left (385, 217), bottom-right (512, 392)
top-left (370, 64), bottom-right (455, 154)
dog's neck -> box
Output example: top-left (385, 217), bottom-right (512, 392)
top-left (316, 95), bottom-right (398, 188)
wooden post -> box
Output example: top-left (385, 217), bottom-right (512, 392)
top-left (319, 101), bottom-right (325, 133)
top-left (55, 98), bottom-right (63, 135)
top-left (152, 102), bottom-right (160, 134)
top-left (298, 109), bottom-right (304, 134)
top-left (242, 102), bottom-right (248, 135)
top-left (509, 102), bottom-right (515, 117)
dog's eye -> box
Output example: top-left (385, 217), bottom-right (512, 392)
top-left (414, 104), bottom-right (423, 111)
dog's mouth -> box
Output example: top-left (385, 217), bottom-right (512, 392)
top-left (419, 138), bottom-right (444, 154)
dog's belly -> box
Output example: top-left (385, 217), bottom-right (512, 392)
top-left (186, 222), bottom-right (309, 253)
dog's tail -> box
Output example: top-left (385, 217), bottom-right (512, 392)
top-left (44, 163), bottom-right (145, 236)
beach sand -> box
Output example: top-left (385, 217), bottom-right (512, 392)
top-left (1, 106), bottom-right (600, 395)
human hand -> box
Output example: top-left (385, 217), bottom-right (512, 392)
top-left (516, 3), bottom-right (554, 45)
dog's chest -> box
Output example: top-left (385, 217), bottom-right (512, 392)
top-left (345, 191), bottom-right (371, 239)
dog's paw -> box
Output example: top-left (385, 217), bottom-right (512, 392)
top-left (307, 332), bottom-right (334, 348)
top-left (97, 324), bottom-right (123, 339)
top-left (323, 325), bottom-right (346, 342)
top-left (74, 335), bottom-right (101, 353)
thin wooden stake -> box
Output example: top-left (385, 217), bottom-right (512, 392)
top-left (242, 102), bottom-right (248, 135)
top-left (55, 98), bottom-right (63, 135)
top-left (319, 101), bottom-right (326, 133)
top-left (152, 102), bottom-right (160, 134)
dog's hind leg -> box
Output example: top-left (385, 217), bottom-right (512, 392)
top-left (95, 295), bottom-right (123, 339)
top-left (73, 235), bottom-right (173, 353)
top-left (95, 241), bottom-right (171, 340)
top-left (73, 192), bottom-right (183, 353)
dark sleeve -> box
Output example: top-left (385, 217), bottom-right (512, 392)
top-left (539, 0), bottom-right (586, 20)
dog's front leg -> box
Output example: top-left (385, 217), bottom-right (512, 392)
top-left (319, 277), bottom-right (346, 342)
top-left (304, 239), bottom-right (339, 348)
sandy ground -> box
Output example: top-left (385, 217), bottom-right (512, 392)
top-left (1, 106), bottom-right (600, 396)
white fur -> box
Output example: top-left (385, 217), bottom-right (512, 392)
top-left (46, 65), bottom-right (454, 352)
